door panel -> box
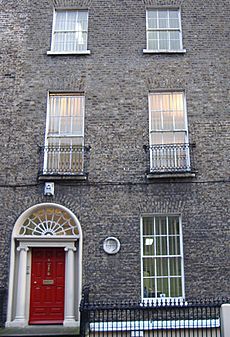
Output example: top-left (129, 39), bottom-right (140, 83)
top-left (29, 247), bottom-right (65, 324)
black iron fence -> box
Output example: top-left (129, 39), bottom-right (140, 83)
top-left (80, 292), bottom-right (227, 337)
top-left (144, 143), bottom-right (195, 174)
top-left (38, 145), bottom-right (91, 175)
top-left (0, 288), bottom-right (6, 327)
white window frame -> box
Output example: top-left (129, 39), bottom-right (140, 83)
top-left (43, 93), bottom-right (85, 174)
top-left (143, 8), bottom-right (186, 53)
top-left (47, 8), bottom-right (90, 55)
top-left (148, 91), bottom-right (190, 173)
top-left (140, 214), bottom-right (185, 303)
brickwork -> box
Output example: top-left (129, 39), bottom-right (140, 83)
top-left (0, 0), bottom-right (229, 325)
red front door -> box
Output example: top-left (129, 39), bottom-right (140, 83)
top-left (29, 247), bottom-right (65, 324)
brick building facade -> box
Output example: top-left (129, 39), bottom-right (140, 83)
top-left (0, 0), bottom-right (229, 330)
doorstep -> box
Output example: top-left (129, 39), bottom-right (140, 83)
top-left (0, 325), bottom-right (79, 337)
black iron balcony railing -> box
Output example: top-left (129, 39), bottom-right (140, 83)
top-left (144, 143), bottom-right (195, 174)
top-left (39, 145), bottom-right (91, 175)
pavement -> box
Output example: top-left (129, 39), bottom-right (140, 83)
top-left (0, 325), bottom-right (79, 337)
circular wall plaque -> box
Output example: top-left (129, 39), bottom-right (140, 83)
top-left (103, 237), bottom-right (120, 255)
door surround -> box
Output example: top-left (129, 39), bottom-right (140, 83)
top-left (6, 203), bottom-right (82, 328)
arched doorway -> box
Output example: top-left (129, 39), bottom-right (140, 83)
top-left (6, 203), bottom-right (82, 328)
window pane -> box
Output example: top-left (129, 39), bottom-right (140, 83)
top-left (157, 278), bottom-right (169, 297)
top-left (168, 216), bottom-right (180, 235)
top-left (150, 94), bottom-right (161, 111)
top-left (162, 132), bottom-right (174, 144)
top-left (155, 236), bottom-right (167, 255)
top-left (143, 238), bottom-right (155, 256)
top-left (161, 94), bottom-right (170, 111)
top-left (174, 132), bottom-right (186, 143)
top-left (143, 278), bottom-right (155, 298)
top-left (143, 258), bottom-right (155, 276)
top-left (159, 39), bottom-right (168, 50)
top-left (148, 39), bottom-right (158, 50)
top-left (155, 217), bottom-right (167, 235)
top-left (148, 18), bottom-right (157, 29)
top-left (66, 11), bottom-right (77, 30)
top-left (170, 31), bottom-right (180, 40)
top-left (158, 10), bottom-right (168, 19)
top-left (173, 93), bottom-right (185, 129)
top-left (78, 11), bottom-right (88, 30)
top-left (169, 236), bottom-right (180, 255)
top-left (170, 277), bottom-right (182, 297)
top-left (158, 18), bottom-right (168, 28)
top-left (71, 137), bottom-right (83, 146)
top-left (169, 18), bottom-right (179, 29)
top-left (148, 31), bottom-right (158, 40)
top-left (169, 10), bottom-right (179, 28)
top-left (174, 92), bottom-right (184, 110)
top-left (151, 110), bottom-right (162, 130)
top-left (147, 31), bottom-right (158, 50)
top-left (169, 10), bottom-right (179, 19)
top-left (156, 258), bottom-right (168, 276)
top-left (58, 138), bottom-right (72, 147)
top-left (76, 32), bottom-right (87, 50)
top-left (170, 39), bottom-right (181, 50)
top-left (174, 110), bottom-right (185, 129)
top-left (170, 31), bottom-right (181, 50)
top-left (54, 33), bottom-right (65, 52)
top-left (65, 32), bottom-right (77, 52)
top-left (150, 132), bottom-right (162, 145)
top-left (147, 10), bottom-right (157, 19)
top-left (48, 138), bottom-right (59, 146)
top-left (162, 112), bottom-right (173, 130)
top-left (169, 258), bottom-right (181, 276)
top-left (72, 117), bottom-right (83, 135)
top-left (159, 32), bottom-right (169, 49)
top-left (55, 11), bottom-right (66, 30)
top-left (158, 10), bottom-right (168, 29)
top-left (143, 217), bottom-right (154, 235)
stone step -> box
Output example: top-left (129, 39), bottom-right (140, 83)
top-left (0, 326), bottom-right (79, 337)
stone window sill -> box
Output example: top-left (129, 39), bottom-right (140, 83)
top-left (47, 50), bottom-right (91, 55)
top-left (143, 49), bottom-right (186, 54)
top-left (146, 172), bottom-right (196, 179)
top-left (38, 174), bottom-right (88, 181)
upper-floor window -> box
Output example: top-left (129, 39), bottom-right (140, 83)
top-left (144, 9), bottom-right (185, 53)
top-left (149, 92), bottom-right (190, 173)
top-left (48, 10), bottom-right (90, 54)
top-left (43, 93), bottom-right (85, 175)
top-left (141, 215), bottom-right (184, 301)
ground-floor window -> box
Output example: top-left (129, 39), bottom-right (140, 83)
top-left (141, 215), bottom-right (184, 301)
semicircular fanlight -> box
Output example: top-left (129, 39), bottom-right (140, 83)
top-left (19, 207), bottom-right (79, 236)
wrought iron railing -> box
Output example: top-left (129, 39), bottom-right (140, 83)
top-left (0, 288), bottom-right (6, 327)
top-left (80, 290), bottom-right (228, 337)
top-left (144, 143), bottom-right (195, 174)
top-left (39, 145), bottom-right (91, 175)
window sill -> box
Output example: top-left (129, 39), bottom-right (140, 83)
top-left (143, 49), bottom-right (186, 54)
top-left (47, 50), bottom-right (91, 55)
top-left (146, 171), bottom-right (196, 179)
top-left (38, 173), bottom-right (88, 181)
